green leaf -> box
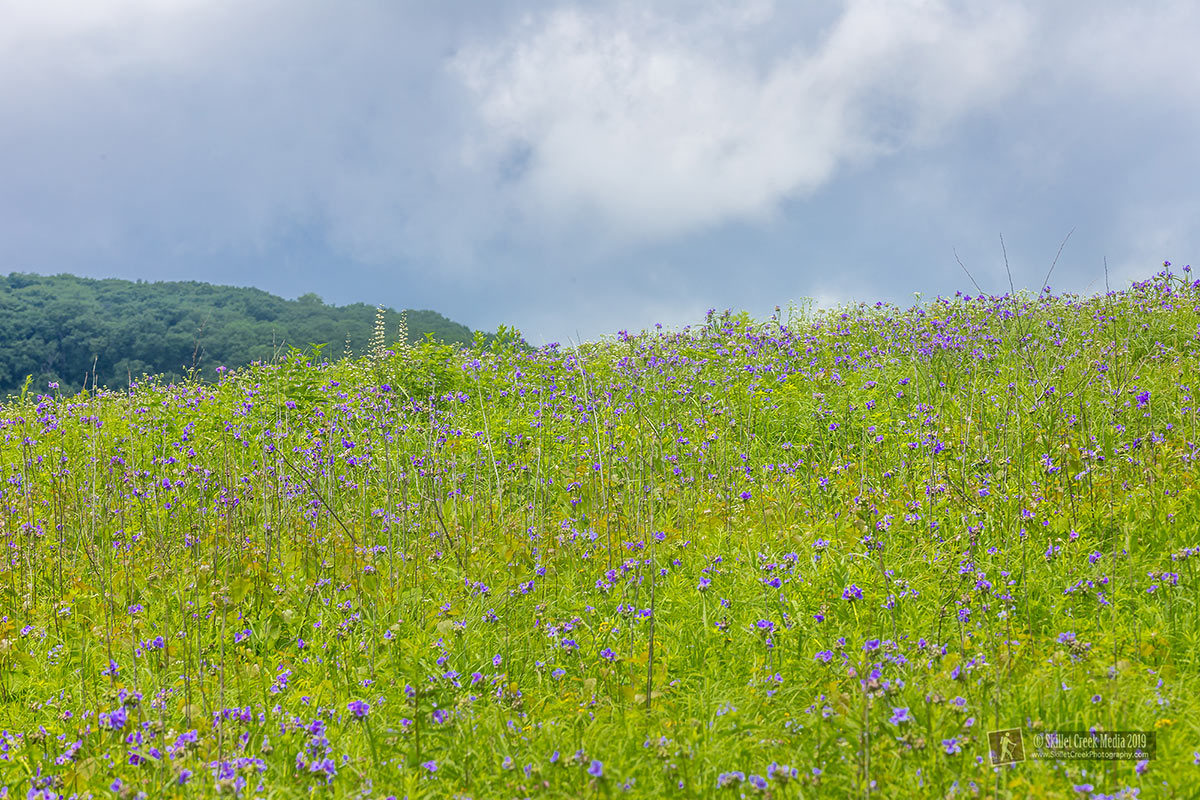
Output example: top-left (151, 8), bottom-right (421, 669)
top-left (230, 576), bottom-right (254, 603)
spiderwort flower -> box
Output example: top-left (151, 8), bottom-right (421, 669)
top-left (842, 584), bottom-right (863, 602)
top-left (767, 762), bottom-right (797, 782)
top-left (588, 759), bottom-right (604, 778)
top-left (99, 706), bottom-right (127, 730)
top-left (717, 771), bottom-right (745, 787)
top-left (347, 700), bottom-right (370, 719)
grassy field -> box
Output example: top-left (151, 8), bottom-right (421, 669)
top-left (2, 266), bottom-right (1199, 798)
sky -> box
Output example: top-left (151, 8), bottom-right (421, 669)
top-left (3, 0), bottom-right (1199, 344)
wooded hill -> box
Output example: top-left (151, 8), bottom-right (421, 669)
top-left (0, 273), bottom-right (484, 395)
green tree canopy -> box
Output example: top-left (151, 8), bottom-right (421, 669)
top-left (0, 273), bottom-right (488, 395)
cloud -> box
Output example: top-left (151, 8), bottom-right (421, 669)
top-left (0, 1), bottom-right (485, 272)
top-left (1055, 1), bottom-right (1200, 103)
top-left (452, 0), bottom-right (1032, 244)
top-left (3, 0), bottom-right (1198, 343)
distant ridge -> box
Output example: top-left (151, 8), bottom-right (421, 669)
top-left (0, 272), bottom-right (485, 394)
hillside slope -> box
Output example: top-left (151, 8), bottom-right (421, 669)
top-left (0, 272), bottom-right (483, 394)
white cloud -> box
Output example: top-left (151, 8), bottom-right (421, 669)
top-left (452, 0), bottom-right (1032, 244)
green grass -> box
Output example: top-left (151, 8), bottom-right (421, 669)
top-left (1, 266), bottom-right (1199, 798)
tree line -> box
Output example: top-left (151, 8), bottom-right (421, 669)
top-left (0, 273), bottom-right (485, 395)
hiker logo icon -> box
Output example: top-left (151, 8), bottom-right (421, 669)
top-left (989, 729), bottom-right (1025, 765)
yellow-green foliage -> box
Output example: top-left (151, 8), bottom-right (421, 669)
top-left (0, 267), bottom-right (1198, 798)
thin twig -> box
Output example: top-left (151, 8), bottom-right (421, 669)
top-left (1040, 228), bottom-right (1075, 295)
top-left (1000, 234), bottom-right (1015, 297)
top-left (953, 248), bottom-right (984, 295)
top-left (275, 447), bottom-right (359, 548)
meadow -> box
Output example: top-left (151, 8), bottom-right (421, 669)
top-left (1, 266), bottom-right (1199, 799)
